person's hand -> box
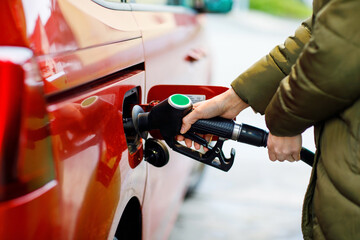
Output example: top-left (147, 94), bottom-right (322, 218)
top-left (177, 88), bottom-right (249, 149)
top-left (267, 133), bottom-right (302, 162)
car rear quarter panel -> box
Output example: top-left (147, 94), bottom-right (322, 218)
top-left (1, 0), bottom-right (148, 239)
top-left (0, 0), bottom-right (211, 239)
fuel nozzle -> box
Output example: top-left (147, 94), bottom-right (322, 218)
top-left (136, 94), bottom-right (192, 140)
top-left (130, 94), bottom-right (314, 171)
top-left (131, 94), bottom-right (236, 171)
top-left (129, 95), bottom-right (194, 168)
top-left (135, 94), bottom-right (268, 147)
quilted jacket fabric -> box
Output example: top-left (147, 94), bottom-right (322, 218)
top-left (231, 0), bottom-right (360, 239)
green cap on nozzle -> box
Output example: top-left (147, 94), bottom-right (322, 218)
top-left (168, 94), bottom-right (192, 110)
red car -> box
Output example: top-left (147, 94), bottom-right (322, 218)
top-left (0, 0), bottom-right (227, 239)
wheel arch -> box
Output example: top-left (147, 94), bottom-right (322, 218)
top-left (114, 197), bottom-right (142, 240)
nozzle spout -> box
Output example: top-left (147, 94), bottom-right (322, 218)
top-left (137, 112), bottom-right (149, 134)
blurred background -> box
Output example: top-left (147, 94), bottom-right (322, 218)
top-left (170, 1), bottom-right (315, 239)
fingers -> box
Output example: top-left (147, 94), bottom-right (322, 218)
top-left (180, 108), bottom-right (201, 134)
top-left (194, 141), bottom-right (201, 150)
top-left (180, 97), bottom-right (222, 134)
top-left (267, 133), bottom-right (302, 163)
top-left (176, 135), bottom-right (193, 148)
top-left (268, 151), bottom-right (277, 162)
top-left (267, 143), bottom-right (301, 162)
top-left (176, 135), bottom-right (184, 141)
top-left (204, 134), bottom-right (213, 142)
top-left (268, 149), bottom-right (301, 162)
top-left (185, 138), bottom-right (193, 148)
top-left (294, 153), bottom-right (301, 161)
top-left (176, 134), bottom-right (212, 151)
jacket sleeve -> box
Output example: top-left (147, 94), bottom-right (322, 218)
top-left (265, 0), bottom-right (360, 136)
top-left (231, 17), bottom-right (312, 114)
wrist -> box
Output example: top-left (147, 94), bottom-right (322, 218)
top-left (211, 88), bottom-right (248, 119)
top-left (223, 88), bottom-right (249, 112)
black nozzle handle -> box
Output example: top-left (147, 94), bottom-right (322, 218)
top-left (189, 117), bottom-right (315, 167)
top-left (190, 119), bottom-right (267, 146)
top-left (190, 117), bottom-right (235, 139)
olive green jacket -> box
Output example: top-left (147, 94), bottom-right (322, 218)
top-left (231, 0), bottom-right (360, 239)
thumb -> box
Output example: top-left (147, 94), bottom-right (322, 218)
top-left (180, 112), bottom-right (198, 134)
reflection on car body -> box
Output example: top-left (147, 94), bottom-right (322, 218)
top-left (0, 0), bottom-right (213, 239)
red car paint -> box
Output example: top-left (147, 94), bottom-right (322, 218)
top-left (0, 0), bottom-right (221, 239)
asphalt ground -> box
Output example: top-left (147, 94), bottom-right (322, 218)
top-left (169, 10), bottom-right (315, 240)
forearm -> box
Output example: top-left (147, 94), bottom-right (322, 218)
top-left (265, 0), bottom-right (360, 136)
top-left (231, 18), bottom-right (312, 114)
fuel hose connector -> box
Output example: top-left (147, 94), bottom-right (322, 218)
top-left (136, 94), bottom-right (192, 138)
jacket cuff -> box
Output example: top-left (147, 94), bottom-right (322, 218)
top-left (231, 55), bottom-right (286, 115)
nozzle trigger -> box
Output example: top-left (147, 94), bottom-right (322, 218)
top-left (201, 137), bottom-right (235, 171)
top-left (164, 134), bottom-right (235, 172)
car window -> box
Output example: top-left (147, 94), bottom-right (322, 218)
top-left (94, 0), bottom-right (200, 11)
top-left (132, 0), bottom-right (198, 9)
top-left (134, 0), bottom-right (168, 4)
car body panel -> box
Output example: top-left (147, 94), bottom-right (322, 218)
top-left (133, 10), bottom-right (210, 89)
top-left (0, 47), bottom-right (59, 239)
top-left (0, 181), bottom-right (59, 239)
top-left (47, 72), bottom-right (146, 239)
top-left (132, 9), bottom-right (211, 240)
top-left (39, 38), bottom-right (144, 94)
top-left (24, 0), bottom-right (141, 55)
top-left (0, 0), bottom-right (212, 239)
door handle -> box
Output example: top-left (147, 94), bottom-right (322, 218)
top-left (185, 48), bottom-right (206, 62)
